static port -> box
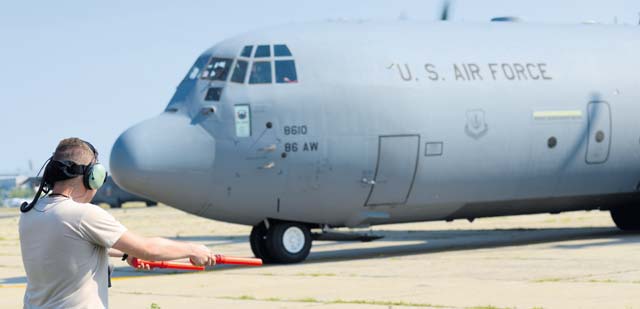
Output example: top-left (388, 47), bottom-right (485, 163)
top-left (281, 152), bottom-right (287, 158)
top-left (547, 136), bottom-right (557, 149)
top-left (266, 122), bottom-right (273, 129)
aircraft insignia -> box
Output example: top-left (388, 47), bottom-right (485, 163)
top-left (465, 109), bottom-right (488, 139)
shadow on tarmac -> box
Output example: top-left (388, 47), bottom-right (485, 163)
top-left (124, 226), bottom-right (640, 273)
top-left (3, 226), bottom-right (639, 284)
top-left (305, 227), bottom-right (635, 264)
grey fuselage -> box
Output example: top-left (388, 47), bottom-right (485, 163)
top-left (110, 21), bottom-right (640, 228)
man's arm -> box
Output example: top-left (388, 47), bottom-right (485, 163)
top-left (108, 248), bottom-right (125, 258)
top-left (112, 231), bottom-right (214, 266)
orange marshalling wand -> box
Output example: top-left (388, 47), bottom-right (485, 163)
top-left (131, 255), bottom-right (263, 271)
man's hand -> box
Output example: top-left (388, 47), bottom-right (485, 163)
top-left (189, 244), bottom-right (216, 266)
top-left (126, 256), bottom-right (151, 271)
top-left (113, 231), bottom-right (217, 265)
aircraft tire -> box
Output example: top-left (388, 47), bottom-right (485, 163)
top-left (250, 223), bottom-right (273, 263)
top-left (265, 222), bottom-right (312, 264)
top-left (110, 202), bottom-right (122, 209)
top-left (610, 206), bottom-right (640, 231)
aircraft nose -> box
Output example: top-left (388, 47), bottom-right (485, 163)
top-left (110, 113), bottom-right (215, 205)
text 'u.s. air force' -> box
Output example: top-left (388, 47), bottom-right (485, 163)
top-left (388, 63), bottom-right (552, 82)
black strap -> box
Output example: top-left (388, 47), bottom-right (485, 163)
top-left (107, 264), bottom-right (113, 288)
top-left (64, 163), bottom-right (86, 176)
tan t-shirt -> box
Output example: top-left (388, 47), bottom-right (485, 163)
top-left (19, 196), bottom-right (127, 309)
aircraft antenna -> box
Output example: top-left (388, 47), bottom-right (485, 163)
top-left (440, 0), bottom-right (451, 21)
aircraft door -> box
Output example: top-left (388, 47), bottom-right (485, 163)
top-left (585, 101), bottom-right (611, 164)
top-left (365, 135), bottom-right (420, 206)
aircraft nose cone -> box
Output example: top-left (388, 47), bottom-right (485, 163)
top-left (110, 113), bottom-right (215, 206)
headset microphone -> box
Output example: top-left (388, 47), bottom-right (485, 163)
top-left (20, 158), bottom-right (52, 213)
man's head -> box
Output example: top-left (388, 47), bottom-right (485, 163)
top-left (48, 138), bottom-right (105, 202)
top-left (53, 138), bottom-right (95, 166)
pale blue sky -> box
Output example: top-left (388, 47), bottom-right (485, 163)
top-left (1, 0), bottom-right (638, 174)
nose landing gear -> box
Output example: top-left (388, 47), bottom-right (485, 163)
top-left (249, 220), bottom-right (312, 264)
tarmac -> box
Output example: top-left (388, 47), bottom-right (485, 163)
top-left (1, 204), bottom-right (640, 309)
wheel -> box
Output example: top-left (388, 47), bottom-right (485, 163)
top-left (249, 222), bottom-right (272, 263)
top-left (611, 207), bottom-right (640, 231)
top-left (265, 222), bottom-right (312, 264)
top-left (110, 201), bottom-right (122, 208)
top-left (146, 201), bottom-right (157, 207)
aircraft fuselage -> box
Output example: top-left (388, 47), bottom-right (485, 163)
top-left (111, 22), bottom-right (640, 229)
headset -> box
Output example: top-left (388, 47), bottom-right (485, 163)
top-left (20, 140), bottom-right (108, 213)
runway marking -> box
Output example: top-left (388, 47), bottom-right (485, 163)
top-left (112, 275), bottom-right (156, 281)
top-left (0, 284), bottom-right (25, 289)
top-left (0, 272), bottom-right (195, 289)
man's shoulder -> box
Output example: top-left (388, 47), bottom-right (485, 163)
top-left (48, 199), bottom-right (109, 220)
top-left (75, 201), bottom-right (112, 218)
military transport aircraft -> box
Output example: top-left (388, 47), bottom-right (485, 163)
top-left (110, 18), bottom-right (640, 263)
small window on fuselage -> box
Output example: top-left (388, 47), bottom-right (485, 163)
top-left (205, 87), bottom-right (223, 101)
top-left (231, 60), bottom-right (248, 83)
top-left (201, 57), bottom-right (233, 81)
top-left (254, 45), bottom-right (271, 58)
top-left (249, 61), bottom-right (272, 84)
top-left (275, 60), bottom-right (297, 83)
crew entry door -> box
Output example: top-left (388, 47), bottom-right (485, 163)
top-left (365, 135), bottom-right (420, 206)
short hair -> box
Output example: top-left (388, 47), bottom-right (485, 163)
top-left (52, 138), bottom-right (95, 165)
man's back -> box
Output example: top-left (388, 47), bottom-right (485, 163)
top-left (19, 196), bottom-right (126, 309)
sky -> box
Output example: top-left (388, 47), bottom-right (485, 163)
top-left (1, 0), bottom-right (638, 174)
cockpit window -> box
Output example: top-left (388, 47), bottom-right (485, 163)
top-left (188, 68), bottom-right (200, 80)
top-left (240, 45), bottom-right (253, 57)
top-left (249, 61), bottom-right (272, 84)
top-left (201, 57), bottom-right (232, 81)
top-left (275, 60), bottom-right (297, 83)
top-left (231, 44), bottom-right (299, 85)
top-left (184, 55), bottom-right (210, 81)
top-left (254, 45), bottom-right (271, 58)
top-left (274, 45), bottom-right (292, 57)
top-left (231, 60), bottom-right (248, 83)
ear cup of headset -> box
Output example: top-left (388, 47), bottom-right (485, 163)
top-left (84, 163), bottom-right (107, 190)
top-left (81, 140), bottom-right (107, 190)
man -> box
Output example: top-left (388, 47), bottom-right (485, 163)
top-left (19, 138), bottom-right (215, 308)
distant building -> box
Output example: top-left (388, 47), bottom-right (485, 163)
top-left (0, 174), bottom-right (29, 191)
top-left (1, 174), bottom-right (30, 207)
